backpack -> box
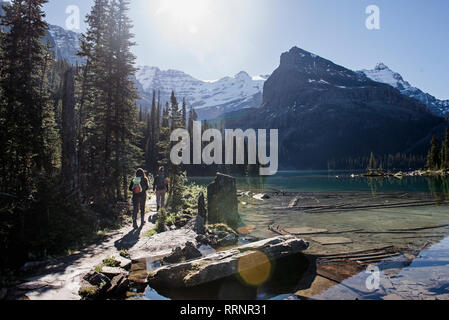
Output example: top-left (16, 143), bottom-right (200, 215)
top-left (132, 177), bottom-right (143, 194)
top-left (155, 174), bottom-right (166, 190)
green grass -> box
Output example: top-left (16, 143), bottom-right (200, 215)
top-left (102, 256), bottom-right (118, 267)
top-left (145, 228), bottom-right (158, 237)
top-left (119, 249), bottom-right (129, 258)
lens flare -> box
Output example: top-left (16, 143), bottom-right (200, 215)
top-left (237, 251), bottom-right (272, 287)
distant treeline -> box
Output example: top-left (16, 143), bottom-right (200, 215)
top-left (328, 153), bottom-right (427, 171)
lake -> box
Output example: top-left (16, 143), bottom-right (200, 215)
top-left (186, 171), bottom-right (449, 300)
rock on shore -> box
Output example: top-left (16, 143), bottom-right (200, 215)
top-left (147, 235), bottom-right (309, 289)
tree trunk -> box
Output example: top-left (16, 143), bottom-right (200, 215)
top-left (61, 68), bottom-right (80, 199)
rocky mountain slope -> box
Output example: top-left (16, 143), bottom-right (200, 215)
top-left (360, 63), bottom-right (449, 117)
top-left (226, 47), bottom-right (445, 169)
top-left (46, 24), bottom-right (84, 66)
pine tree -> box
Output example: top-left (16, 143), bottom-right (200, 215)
top-left (442, 129), bottom-right (449, 170)
top-left (158, 102), bottom-right (171, 167)
top-left (61, 67), bottom-right (80, 198)
top-left (109, 0), bottom-right (140, 200)
top-left (76, 0), bottom-right (140, 204)
top-left (181, 98), bottom-right (187, 128)
top-left (0, 0), bottom-right (52, 198)
top-left (427, 136), bottom-right (441, 170)
top-left (76, 0), bottom-right (110, 203)
top-left (368, 152), bottom-right (376, 173)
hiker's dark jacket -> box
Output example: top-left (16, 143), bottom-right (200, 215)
top-left (129, 176), bottom-right (149, 198)
top-left (153, 174), bottom-right (168, 192)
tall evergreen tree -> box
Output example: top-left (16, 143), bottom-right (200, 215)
top-left (368, 152), bottom-right (376, 173)
top-left (0, 0), bottom-right (52, 198)
top-left (76, 0), bottom-right (110, 203)
top-left (181, 97), bottom-right (187, 128)
top-left (77, 0), bottom-right (140, 204)
top-left (442, 129), bottom-right (449, 170)
top-left (427, 136), bottom-right (441, 170)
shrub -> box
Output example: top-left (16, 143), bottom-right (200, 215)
top-left (156, 208), bottom-right (168, 233)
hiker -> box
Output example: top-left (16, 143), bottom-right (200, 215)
top-left (129, 168), bottom-right (149, 229)
top-left (153, 166), bottom-right (169, 211)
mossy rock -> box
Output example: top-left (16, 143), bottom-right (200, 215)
top-left (78, 283), bottom-right (99, 300)
top-left (207, 223), bottom-right (238, 236)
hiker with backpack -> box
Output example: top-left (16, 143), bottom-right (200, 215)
top-left (153, 166), bottom-right (169, 211)
top-left (129, 168), bottom-right (149, 229)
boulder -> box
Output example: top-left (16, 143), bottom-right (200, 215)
top-left (217, 233), bottom-right (238, 247)
top-left (100, 266), bottom-right (127, 278)
top-left (114, 255), bottom-right (132, 270)
top-left (78, 281), bottom-right (101, 300)
top-left (163, 242), bottom-right (203, 264)
top-left (106, 274), bottom-right (129, 298)
top-left (79, 272), bottom-right (111, 300)
top-left (207, 173), bottom-right (240, 228)
top-left (185, 215), bottom-right (206, 234)
top-left (129, 228), bottom-right (199, 261)
top-left (207, 224), bottom-right (239, 248)
top-left (83, 271), bottom-right (111, 287)
top-left (148, 235), bottom-right (309, 289)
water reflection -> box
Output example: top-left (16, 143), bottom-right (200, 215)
top-left (191, 171), bottom-right (449, 199)
top-left (428, 176), bottom-right (449, 203)
top-left (311, 236), bottom-right (449, 300)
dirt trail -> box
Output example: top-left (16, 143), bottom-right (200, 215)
top-left (14, 196), bottom-right (158, 300)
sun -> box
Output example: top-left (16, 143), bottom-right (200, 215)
top-left (155, 0), bottom-right (210, 24)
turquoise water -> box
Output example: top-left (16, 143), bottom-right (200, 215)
top-left (190, 171), bottom-right (449, 194)
top-left (310, 235), bottom-right (449, 300)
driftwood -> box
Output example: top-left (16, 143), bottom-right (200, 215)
top-left (269, 225), bottom-right (363, 236)
top-left (288, 194), bottom-right (301, 209)
top-left (294, 201), bottom-right (448, 214)
top-left (315, 246), bottom-right (395, 258)
top-left (388, 224), bottom-right (449, 232)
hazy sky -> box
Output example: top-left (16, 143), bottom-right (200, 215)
top-left (40, 0), bottom-right (449, 100)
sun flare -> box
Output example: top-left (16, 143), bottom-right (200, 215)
top-left (156, 0), bottom-right (210, 23)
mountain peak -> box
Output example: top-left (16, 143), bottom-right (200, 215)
top-left (281, 46), bottom-right (319, 64)
top-left (361, 64), bottom-right (449, 116)
top-left (374, 62), bottom-right (390, 71)
top-left (235, 71), bottom-right (251, 80)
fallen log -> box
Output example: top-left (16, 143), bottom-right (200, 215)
top-left (315, 246), bottom-right (395, 258)
top-left (288, 194), bottom-right (301, 209)
top-left (147, 236), bottom-right (309, 289)
top-left (388, 224), bottom-right (449, 232)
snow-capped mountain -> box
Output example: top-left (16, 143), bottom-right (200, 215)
top-left (46, 24), bottom-right (84, 65)
top-left (1, 1), bottom-right (82, 64)
top-left (226, 47), bottom-right (443, 169)
top-left (360, 63), bottom-right (449, 117)
top-left (136, 66), bottom-right (268, 119)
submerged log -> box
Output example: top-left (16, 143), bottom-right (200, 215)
top-left (147, 235), bottom-right (309, 289)
top-left (288, 194), bottom-right (301, 208)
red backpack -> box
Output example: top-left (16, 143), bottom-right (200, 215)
top-left (132, 177), bottom-right (143, 194)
